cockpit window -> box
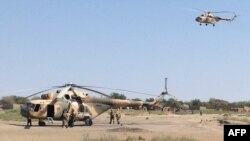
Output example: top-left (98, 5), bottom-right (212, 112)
top-left (26, 103), bottom-right (35, 109)
top-left (34, 104), bottom-right (41, 112)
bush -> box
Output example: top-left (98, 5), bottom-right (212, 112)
top-left (0, 109), bottom-right (26, 121)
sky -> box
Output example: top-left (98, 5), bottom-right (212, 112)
top-left (0, 0), bottom-right (250, 102)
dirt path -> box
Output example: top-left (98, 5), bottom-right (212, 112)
top-left (0, 113), bottom-right (223, 141)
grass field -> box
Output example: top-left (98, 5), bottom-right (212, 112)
top-left (0, 109), bottom-right (26, 121)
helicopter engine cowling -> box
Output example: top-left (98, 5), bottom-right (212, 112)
top-left (41, 93), bottom-right (56, 100)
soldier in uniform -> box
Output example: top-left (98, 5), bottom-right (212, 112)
top-left (27, 116), bottom-right (32, 126)
top-left (63, 113), bottom-right (70, 128)
top-left (62, 110), bottom-right (69, 128)
top-left (68, 109), bottom-right (75, 127)
top-left (109, 109), bottom-right (114, 124)
top-left (115, 108), bottom-right (121, 124)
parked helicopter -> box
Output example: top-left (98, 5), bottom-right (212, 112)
top-left (20, 83), bottom-right (167, 126)
top-left (195, 10), bottom-right (237, 26)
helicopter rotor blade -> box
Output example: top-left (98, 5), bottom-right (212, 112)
top-left (56, 86), bottom-right (72, 99)
top-left (50, 83), bottom-right (112, 98)
top-left (25, 88), bottom-right (55, 99)
top-left (53, 83), bottom-right (78, 88)
top-left (25, 83), bottom-right (75, 99)
top-left (75, 86), bottom-right (112, 98)
top-left (114, 89), bottom-right (158, 96)
top-left (210, 11), bottom-right (235, 14)
top-left (185, 8), bottom-right (206, 13)
top-left (186, 8), bottom-right (236, 16)
top-left (78, 85), bottom-right (158, 96)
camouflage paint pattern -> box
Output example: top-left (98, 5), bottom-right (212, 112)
top-left (21, 89), bottom-right (160, 123)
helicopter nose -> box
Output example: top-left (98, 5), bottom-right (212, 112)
top-left (195, 17), bottom-right (200, 22)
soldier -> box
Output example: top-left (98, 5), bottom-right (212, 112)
top-left (63, 113), bottom-right (69, 128)
top-left (109, 109), bottom-right (114, 124)
top-left (62, 110), bottom-right (69, 128)
top-left (27, 116), bottom-right (32, 126)
top-left (68, 109), bottom-right (75, 127)
top-left (115, 108), bottom-right (121, 124)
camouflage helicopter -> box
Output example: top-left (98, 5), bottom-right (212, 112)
top-left (195, 10), bottom-right (237, 26)
top-left (20, 83), bottom-right (167, 126)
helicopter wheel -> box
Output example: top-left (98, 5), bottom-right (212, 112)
top-left (199, 23), bottom-right (202, 26)
top-left (38, 121), bottom-right (46, 126)
top-left (85, 118), bottom-right (93, 126)
top-left (205, 24), bottom-right (208, 26)
top-left (213, 24), bottom-right (215, 27)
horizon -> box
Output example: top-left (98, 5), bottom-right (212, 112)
top-left (0, 0), bottom-right (250, 102)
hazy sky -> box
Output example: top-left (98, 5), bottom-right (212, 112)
top-left (0, 0), bottom-right (249, 102)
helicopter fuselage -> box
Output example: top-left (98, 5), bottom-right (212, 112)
top-left (195, 15), bottom-right (221, 26)
top-left (195, 12), bottom-right (236, 26)
top-left (20, 89), bottom-right (158, 126)
top-left (21, 99), bottom-right (69, 120)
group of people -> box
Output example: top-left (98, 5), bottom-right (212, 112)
top-left (62, 109), bottom-right (76, 128)
top-left (27, 108), bottom-right (121, 127)
top-left (109, 108), bottom-right (121, 125)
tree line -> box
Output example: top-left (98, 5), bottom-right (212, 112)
top-left (160, 98), bottom-right (250, 110)
top-left (106, 93), bottom-right (250, 110)
top-left (1, 93), bottom-right (250, 110)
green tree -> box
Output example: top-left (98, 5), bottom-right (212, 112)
top-left (110, 92), bottom-right (126, 99)
top-left (190, 99), bottom-right (201, 107)
top-left (145, 98), bottom-right (154, 102)
top-left (165, 98), bottom-right (179, 107)
top-left (232, 101), bottom-right (250, 108)
top-left (31, 96), bottom-right (41, 100)
top-left (1, 95), bottom-right (28, 104)
top-left (208, 98), bottom-right (229, 110)
top-left (132, 98), bottom-right (142, 101)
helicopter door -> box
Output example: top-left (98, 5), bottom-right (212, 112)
top-left (47, 105), bottom-right (54, 117)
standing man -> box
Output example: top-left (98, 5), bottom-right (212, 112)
top-left (68, 109), bottom-right (76, 127)
top-left (27, 116), bottom-right (32, 126)
top-left (115, 108), bottom-right (121, 125)
top-left (62, 110), bottom-right (69, 128)
top-left (109, 109), bottom-right (115, 124)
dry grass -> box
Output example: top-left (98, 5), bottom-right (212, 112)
top-left (0, 109), bottom-right (26, 121)
top-left (82, 134), bottom-right (197, 141)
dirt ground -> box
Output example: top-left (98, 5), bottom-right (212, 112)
top-left (0, 112), bottom-right (225, 141)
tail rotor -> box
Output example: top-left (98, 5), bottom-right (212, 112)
top-left (161, 77), bottom-right (177, 100)
top-left (161, 77), bottom-right (168, 97)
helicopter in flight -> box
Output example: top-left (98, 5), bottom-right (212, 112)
top-left (20, 82), bottom-right (169, 126)
top-left (195, 10), bottom-right (237, 26)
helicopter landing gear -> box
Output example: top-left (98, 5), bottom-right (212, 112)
top-left (85, 118), bottom-right (93, 126)
top-left (205, 23), bottom-right (208, 26)
top-left (199, 23), bottom-right (202, 26)
top-left (38, 120), bottom-right (46, 126)
top-left (213, 24), bottom-right (215, 27)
